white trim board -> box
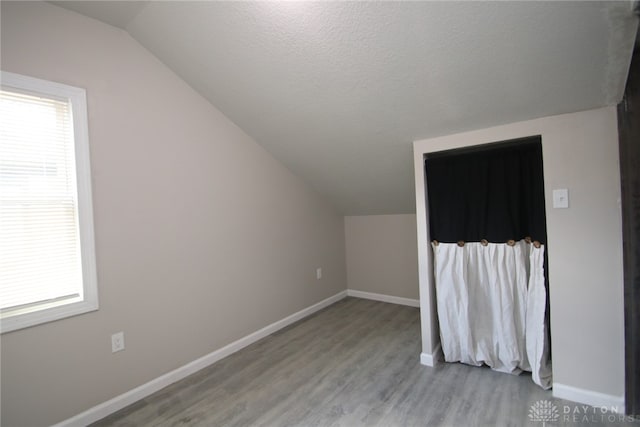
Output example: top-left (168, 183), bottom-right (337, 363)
top-left (51, 290), bottom-right (348, 427)
top-left (553, 383), bottom-right (625, 414)
top-left (346, 290), bottom-right (420, 307)
top-left (420, 343), bottom-right (442, 367)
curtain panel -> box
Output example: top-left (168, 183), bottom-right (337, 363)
top-left (425, 137), bottom-right (546, 245)
top-left (432, 240), bottom-right (552, 389)
top-left (426, 137), bottom-right (551, 389)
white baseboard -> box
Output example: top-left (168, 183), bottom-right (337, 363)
top-left (553, 383), bottom-right (625, 413)
top-left (420, 343), bottom-right (442, 367)
top-left (346, 289), bottom-right (420, 307)
top-left (52, 290), bottom-right (348, 427)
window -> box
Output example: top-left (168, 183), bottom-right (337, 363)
top-left (0, 71), bottom-right (98, 333)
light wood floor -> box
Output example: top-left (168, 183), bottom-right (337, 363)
top-left (92, 297), bottom-right (634, 426)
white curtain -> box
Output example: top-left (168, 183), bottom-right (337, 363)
top-left (432, 240), bottom-right (552, 389)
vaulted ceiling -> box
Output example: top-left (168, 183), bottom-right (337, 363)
top-left (51, 1), bottom-right (638, 215)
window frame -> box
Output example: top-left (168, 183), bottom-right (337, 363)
top-left (1, 71), bottom-right (98, 333)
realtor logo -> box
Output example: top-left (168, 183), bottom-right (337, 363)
top-left (529, 400), bottom-right (560, 426)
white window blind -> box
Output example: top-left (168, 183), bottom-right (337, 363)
top-left (0, 71), bottom-right (98, 333)
top-left (0, 89), bottom-right (83, 310)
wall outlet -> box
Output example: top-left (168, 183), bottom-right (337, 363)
top-left (111, 331), bottom-right (125, 353)
top-left (316, 267), bottom-right (322, 280)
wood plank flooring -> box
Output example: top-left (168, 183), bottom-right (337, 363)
top-left (92, 297), bottom-right (635, 426)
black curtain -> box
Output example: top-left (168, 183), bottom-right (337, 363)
top-left (425, 136), bottom-right (547, 244)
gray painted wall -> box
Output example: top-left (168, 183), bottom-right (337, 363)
top-left (345, 215), bottom-right (419, 300)
top-left (0, 3), bottom-right (346, 426)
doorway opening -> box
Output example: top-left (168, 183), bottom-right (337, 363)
top-left (423, 136), bottom-right (552, 388)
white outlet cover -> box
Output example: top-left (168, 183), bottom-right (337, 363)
top-left (111, 331), bottom-right (125, 353)
top-left (552, 188), bottom-right (569, 208)
top-left (316, 268), bottom-right (322, 280)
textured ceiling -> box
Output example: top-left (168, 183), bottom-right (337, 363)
top-left (51, 1), bottom-right (638, 215)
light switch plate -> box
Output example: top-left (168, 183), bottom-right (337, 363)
top-left (552, 189), bottom-right (569, 208)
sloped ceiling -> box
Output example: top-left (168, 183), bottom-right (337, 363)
top-left (51, 1), bottom-right (638, 215)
